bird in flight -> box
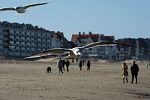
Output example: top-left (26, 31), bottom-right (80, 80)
top-left (24, 41), bottom-right (136, 60)
top-left (0, 2), bottom-right (49, 14)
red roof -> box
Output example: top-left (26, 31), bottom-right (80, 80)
top-left (71, 33), bottom-right (115, 43)
top-left (71, 34), bottom-right (99, 42)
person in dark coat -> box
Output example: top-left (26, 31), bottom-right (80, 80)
top-left (79, 60), bottom-right (83, 70)
top-left (65, 60), bottom-right (70, 72)
top-left (57, 58), bottom-right (64, 74)
top-left (62, 59), bottom-right (66, 71)
top-left (130, 61), bottom-right (139, 84)
top-left (87, 60), bottom-right (91, 71)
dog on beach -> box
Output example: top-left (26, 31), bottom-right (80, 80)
top-left (47, 67), bottom-right (51, 73)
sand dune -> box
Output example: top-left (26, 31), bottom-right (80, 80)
top-left (0, 60), bottom-right (149, 100)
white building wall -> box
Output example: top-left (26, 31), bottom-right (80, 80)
top-left (0, 22), bottom-right (62, 57)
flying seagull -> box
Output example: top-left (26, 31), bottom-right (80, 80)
top-left (0, 2), bottom-right (49, 13)
top-left (24, 42), bottom-right (136, 60)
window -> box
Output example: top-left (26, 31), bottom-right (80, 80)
top-left (31, 43), bottom-right (35, 46)
top-left (21, 37), bottom-right (25, 40)
top-left (31, 48), bottom-right (35, 51)
top-left (27, 32), bottom-right (30, 36)
top-left (38, 33), bottom-right (41, 37)
top-left (21, 42), bottom-right (25, 45)
top-left (38, 39), bottom-right (41, 41)
top-left (27, 42), bottom-right (30, 46)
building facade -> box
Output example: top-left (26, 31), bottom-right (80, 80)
top-left (71, 32), bottom-right (118, 59)
top-left (0, 21), bottom-right (69, 58)
top-left (116, 38), bottom-right (150, 60)
top-left (71, 32), bottom-right (141, 60)
top-left (71, 32), bottom-right (115, 46)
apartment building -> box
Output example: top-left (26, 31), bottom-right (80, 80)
top-left (71, 32), bottom-right (117, 59)
top-left (71, 32), bottom-right (140, 60)
top-left (71, 32), bottom-right (115, 46)
top-left (116, 38), bottom-right (150, 60)
top-left (0, 21), bottom-right (69, 58)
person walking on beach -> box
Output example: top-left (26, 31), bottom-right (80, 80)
top-left (62, 59), bottom-right (66, 71)
top-left (65, 60), bottom-right (70, 72)
top-left (130, 61), bottom-right (139, 84)
top-left (87, 60), bottom-right (91, 71)
top-left (79, 60), bottom-right (83, 70)
top-left (146, 61), bottom-right (149, 69)
top-left (57, 58), bottom-right (64, 74)
top-left (122, 62), bottom-right (128, 83)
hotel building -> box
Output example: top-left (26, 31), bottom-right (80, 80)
top-left (0, 21), bottom-right (69, 58)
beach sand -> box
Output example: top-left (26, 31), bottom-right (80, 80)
top-left (0, 60), bottom-right (150, 100)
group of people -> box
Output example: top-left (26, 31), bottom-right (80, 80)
top-left (122, 61), bottom-right (139, 84)
top-left (57, 58), bottom-right (140, 84)
top-left (57, 58), bottom-right (91, 74)
top-left (79, 60), bottom-right (91, 71)
top-left (57, 58), bottom-right (70, 74)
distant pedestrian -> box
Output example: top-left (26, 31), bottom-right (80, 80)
top-left (65, 60), bottom-right (70, 72)
top-left (146, 61), bottom-right (149, 69)
top-left (122, 62), bottom-right (128, 83)
top-left (130, 61), bottom-right (139, 84)
top-left (57, 58), bottom-right (64, 74)
top-left (62, 59), bottom-right (66, 71)
top-left (87, 60), bottom-right (91, 71)
top-left (79, 60), bottom-right (83, 70)
top-left (76, 59), bottom-right (78, 62)
top-left (72, 59), bottom-right (74, 63)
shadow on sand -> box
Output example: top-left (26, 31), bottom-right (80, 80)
top-left (123, 91), bottom-right (150, 99)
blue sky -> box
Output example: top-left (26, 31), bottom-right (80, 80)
top-left (0, 0), bottom-right (150, 40)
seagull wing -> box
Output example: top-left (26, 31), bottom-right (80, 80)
top-left (82, 41), bottom-right (136, 49)
top-left (24, 48), bottom-right (71, 59)
top-left (24, 2), bottom-right (49, 9)
top-left (82, 42), bottom-right (115, 49)
top-left (39, 48), bottom-right (71, 55)
top-left (0, 7), bottom-right (16, 11)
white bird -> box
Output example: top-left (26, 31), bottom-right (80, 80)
top-left (24, 42), bottom-right (135, 60)
top-left (0, 2), bottom-right (49, 13)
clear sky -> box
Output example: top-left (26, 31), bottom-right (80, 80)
top-left (0, 0), bottom-right (150, 40)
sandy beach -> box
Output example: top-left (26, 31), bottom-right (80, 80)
top-left (0, 59), bottom-right (150, 100)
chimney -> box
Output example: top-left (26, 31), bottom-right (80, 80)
top-left (89, 31), bottom-right (92, 35)
top-left (79, 32), bottom-right (81, 36)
